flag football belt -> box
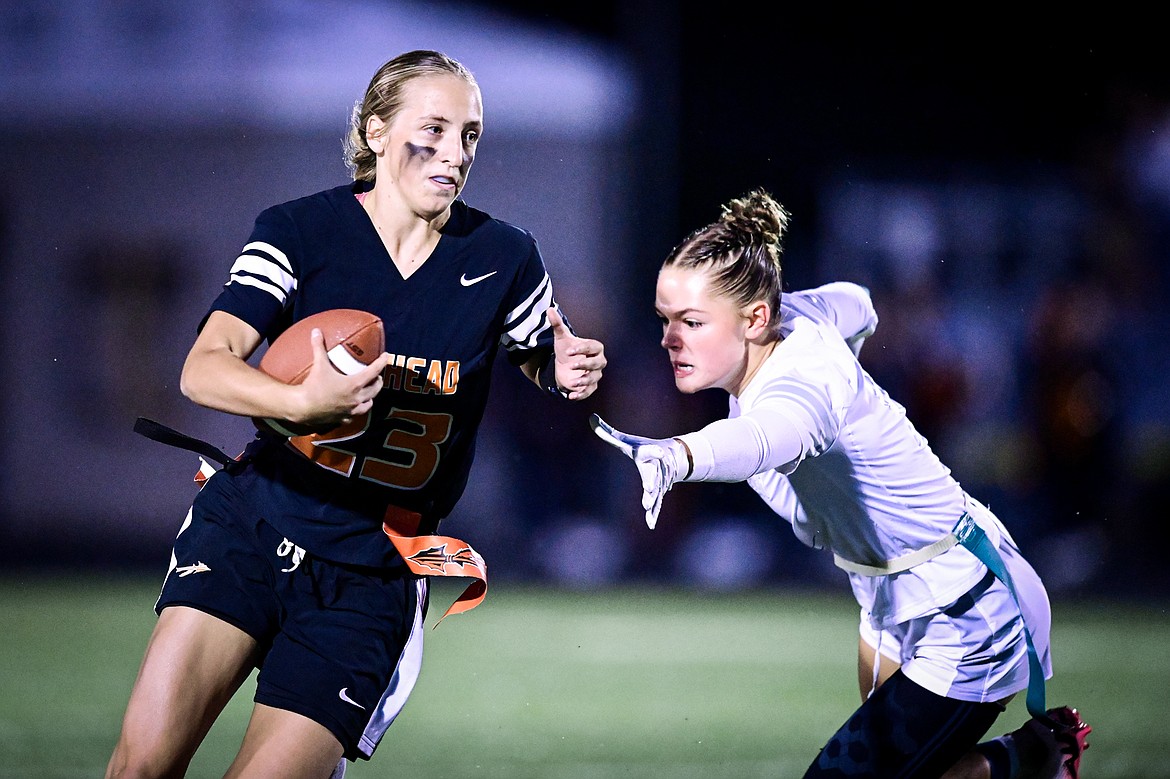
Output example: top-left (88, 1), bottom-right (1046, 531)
top-left (834, 513), bottom-right (1049, 722)
top-left (381, 504), bottom-right (487, 627)
top-left (133, 417), bottom-right (488, 627)
top-left (134, 416), bottom-right (246, 474)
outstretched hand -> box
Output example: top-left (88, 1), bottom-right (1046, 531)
top-left (589, 414), bottom-right (686, 529)
top-left (549, 307), bottom-right (605, 400)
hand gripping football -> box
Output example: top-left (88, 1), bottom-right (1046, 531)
top-left (254, 309), bottom-right (385, 437)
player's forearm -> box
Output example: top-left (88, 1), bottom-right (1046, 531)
top-left (180, 348), bottom-right (309, 421)
top-left (676, 410), bottom-right (804, 482)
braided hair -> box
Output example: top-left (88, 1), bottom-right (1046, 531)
top-left (664, 189), bottom-right (791, 324)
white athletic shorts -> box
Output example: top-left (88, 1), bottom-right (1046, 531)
top-left (860, 539), bottom-right (1053, 703)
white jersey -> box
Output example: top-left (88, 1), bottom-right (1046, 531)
top-left (686, 282), bottom-right (1015, 629)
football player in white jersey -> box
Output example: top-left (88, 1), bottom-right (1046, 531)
top-left (592, 189), bottom-right (1090, 778)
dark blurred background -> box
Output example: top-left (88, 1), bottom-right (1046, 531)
top-left (2, 3), bottom-right (1167, 601)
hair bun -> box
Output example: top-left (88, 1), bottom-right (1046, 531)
top-left (720, 188), bottom-right (790, 246)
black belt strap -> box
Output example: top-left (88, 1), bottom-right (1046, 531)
top-left (134, 416), bottom-right (238, 470)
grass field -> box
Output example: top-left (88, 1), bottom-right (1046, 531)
top-left (1, 574), bottom-right (1167, 778)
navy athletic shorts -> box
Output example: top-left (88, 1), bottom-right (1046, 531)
top-left (156, 468), bottom-right (428, 760)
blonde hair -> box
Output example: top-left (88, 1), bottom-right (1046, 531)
top-left (664, 188), bottom-right (791, 316)
top-left (344, 50), bottom-right (479, 182)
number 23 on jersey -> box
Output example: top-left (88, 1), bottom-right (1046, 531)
top-left (287, 407), bottom-right (453, 490)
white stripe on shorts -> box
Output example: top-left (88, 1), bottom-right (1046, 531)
top-left (357, 578), bottom-right (427, 757)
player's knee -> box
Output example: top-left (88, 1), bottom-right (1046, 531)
top-left (105, 736), bottom-right (189, 779)
top-left (105, 756), bottom-right (181, 779)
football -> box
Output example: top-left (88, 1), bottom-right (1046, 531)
top-left (254, 309), bottom-right (385, 437)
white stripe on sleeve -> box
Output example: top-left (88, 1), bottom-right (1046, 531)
top-left (500, 274), bottom-right (554, 351)
top-left (228, 273), bottom-right (292, 304)
top-left (227, 242), bottom-right (298, 305)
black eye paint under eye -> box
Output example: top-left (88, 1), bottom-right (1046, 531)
top-left (405, 142), bottom-right (436, 160)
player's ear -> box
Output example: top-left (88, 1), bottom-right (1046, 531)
top-left (366, 115), bottom-right (387, 155)
top-left (744, 300), bottom-right (772, 340)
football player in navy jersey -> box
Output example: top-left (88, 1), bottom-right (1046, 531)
top-left (106, 50), bottom-right (606, 779)
top-left (592, 190), bottom-right (1089, 779)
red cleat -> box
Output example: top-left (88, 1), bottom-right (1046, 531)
top-left (1020, 706), bottom-right (1092, 778)
top-left (1046, 707), bottom-right (1092, 779)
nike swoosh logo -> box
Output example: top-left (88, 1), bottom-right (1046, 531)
top-left (338, 687), bottom-right (365, 710)
top-left (460, 270), bottom-right (497, 286)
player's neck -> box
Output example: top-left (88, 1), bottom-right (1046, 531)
top-left (361, 188), bottom-right (448, 277)
top-left (363, 187), bottom-right (448, 232)
top-left (733, 338), bottom-right (779, 397)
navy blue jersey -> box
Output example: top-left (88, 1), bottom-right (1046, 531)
top-left (203, 181), bottom-right (564, 566)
